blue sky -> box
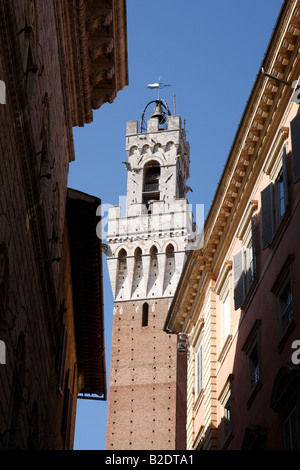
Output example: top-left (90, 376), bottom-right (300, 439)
top-left (69, 0), bottom-right (283, 450)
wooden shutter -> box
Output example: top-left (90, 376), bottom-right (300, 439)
top-left (233, 249), bottom-right (245, 310)
top-left (282, 146), bottom-right (289, 211)
top-left (291, 112), bottom-right (300, 183)
top-left (261, 183), bottom-right (274, 250)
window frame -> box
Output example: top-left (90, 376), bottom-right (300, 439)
top-left (196, 343), bottom-right (203, 397)
top-left (217, 271), bottom-right (232, 360)
top-left (271, 254), bottom-right (296, 349)
top-left (223, 293), bottom-right (231, 345)
top-left (261, 146), bottom-right (289, 250)
top-left (218, 375), bottom-right (234, 448)
top-left (283, 406), bottom-right (300, 450)
top-left (242, 320), bottom-right (262, 407)
top-left (233, 206), bottom-right (258, 311)
top-left (291, 112), bottom-right (300, 183)
top-left (191, 318), bottom-right (205, 411)
top-left (275, 169), bottom-right (285, 224)
top-left (279, 279), bottom-right (293, 332)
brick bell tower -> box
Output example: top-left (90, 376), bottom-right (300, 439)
top-left (105, 97), bottom-right (195, 450)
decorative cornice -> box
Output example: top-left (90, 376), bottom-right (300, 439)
top-left (203, 0), bottom-right (300, 260)
top-left (63, 0), bottom-right (128, 126)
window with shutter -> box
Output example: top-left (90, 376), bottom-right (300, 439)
top-left (261, 147), bottom-right (289, 250)
top-left (261, 183), bottom-right (274, 250)
top-left (219, 376), bottom-right (234, 445)
top-left (282, 146), bottom-right (289, 212)
top-left (196, 345), bottom-right (203, 396)
top-left (291, 112), bottom-right (300, 183)
top-left (251, 215), bottom-right (258, 281)
top-left (271, 254), bottom-right (295, 345)
top-left (249, 345), bottom-right (260, 389)
top-left (233, 249), bottom-right (245, 310)
top-left (275, 147), bottom-right (289, 225)
top-left (276, 171), bottom-right (285, 223)
top-left (242, 320), bottom-right (261, 404)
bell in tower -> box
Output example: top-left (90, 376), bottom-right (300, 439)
top-left (140, 98), bottom-right (171, 133)
top-left (151, 100), bottom-right (167, 125)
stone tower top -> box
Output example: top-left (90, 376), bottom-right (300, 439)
top-left (106, 99), bottom-right (196, 302)
top-left (124, 100), bottom-right (191, 216)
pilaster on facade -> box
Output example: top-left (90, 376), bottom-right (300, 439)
top-left (187, 287), bottom-right (218, 450)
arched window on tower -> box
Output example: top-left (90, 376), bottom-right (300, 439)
top-left (132, 247), bottom-right (143, 299)
top-left (166, 244), bottom-right (175, 259)
top-left (147, 246), bottom-right (159, 297)
top-left (143, 160), bottom-right (161, 213)
top-left (164, 244), bottom-right (176, 295)
top-left (134, 247), bottom-right (142, 263)
top-left (142, 302), bottom-right (149, 327)
top-left (118, 249), bottom-right (127, 276)
top-left (116, 249), bottom-right (127, 299)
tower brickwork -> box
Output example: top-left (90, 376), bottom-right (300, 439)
top-left (105, 101), bottom-right (194, 450)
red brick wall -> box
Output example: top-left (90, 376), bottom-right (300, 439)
top-left (106, 298), bottom-right (186, 450)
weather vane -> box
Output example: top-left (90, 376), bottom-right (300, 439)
top-left (147, 76), bottom-right (172, 100)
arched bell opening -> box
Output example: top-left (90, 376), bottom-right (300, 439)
top-left (142, 160), bottom-right (161, 213)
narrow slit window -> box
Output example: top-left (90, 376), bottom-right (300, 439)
top-left (142, 303), bottom-right (149, 327)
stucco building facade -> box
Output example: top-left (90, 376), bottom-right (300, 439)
top-left (0, 0), bottom-right (127, 449)
top-left (165, 0), bottom-right (300, 450)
